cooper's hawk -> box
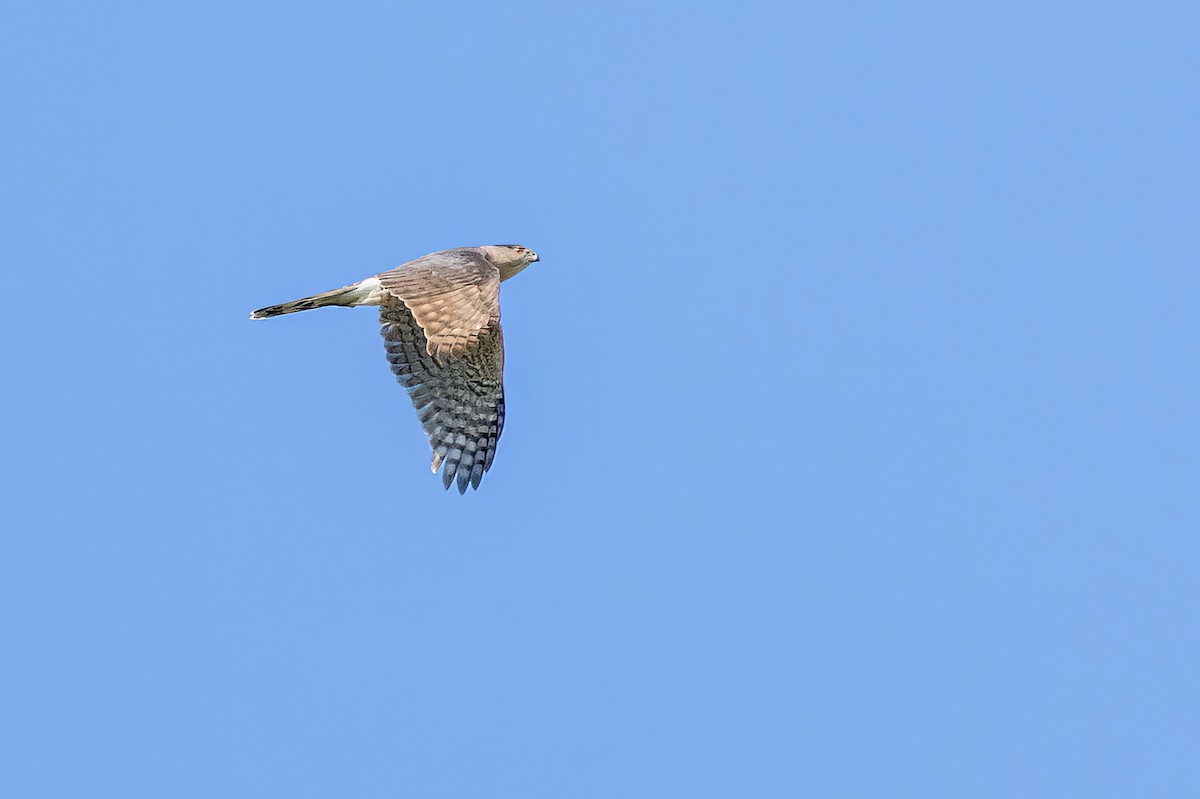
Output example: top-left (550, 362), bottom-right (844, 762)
top-left (251, 245), bottom-right (539, 493)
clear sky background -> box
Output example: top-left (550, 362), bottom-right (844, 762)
top-left (1, 1), bottom-right (1197, 796)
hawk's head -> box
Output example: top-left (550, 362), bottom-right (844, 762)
top-left (481, 244), bottom-right (539, 281)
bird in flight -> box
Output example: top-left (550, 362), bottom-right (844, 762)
top-left (251, 245), bottom-right (539, 494)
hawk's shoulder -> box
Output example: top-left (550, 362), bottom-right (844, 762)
top-left (377, 249), bottom-right (502, 361)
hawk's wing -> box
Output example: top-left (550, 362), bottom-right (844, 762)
top-left (378, 250), bottom-right (506, 494)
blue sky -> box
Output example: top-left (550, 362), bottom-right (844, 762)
top-left (2, 1), bottom-right (1197, 796)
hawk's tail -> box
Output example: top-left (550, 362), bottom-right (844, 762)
top-left (250, 282), bottom-right (375, 320)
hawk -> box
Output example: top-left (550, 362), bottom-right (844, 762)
top-left (251, 245), bottom-right (539, 493)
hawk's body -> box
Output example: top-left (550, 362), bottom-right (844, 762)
top-left (251, 245), bottom-right (538, 493)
